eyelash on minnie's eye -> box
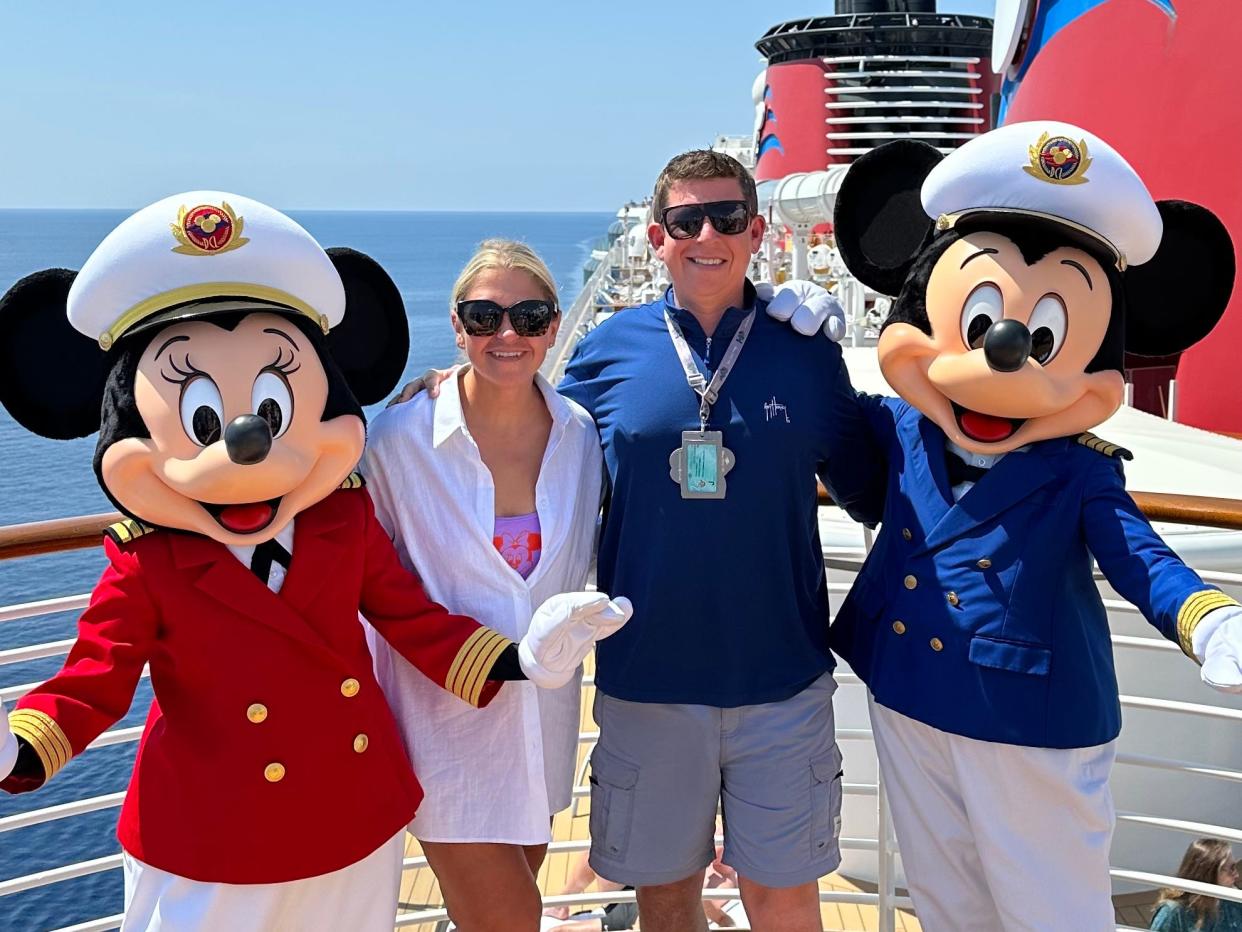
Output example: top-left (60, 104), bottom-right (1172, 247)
top-left (264, 346), bottom-right (301, 376)
top-left (160, 354), bottom-right (207, 385)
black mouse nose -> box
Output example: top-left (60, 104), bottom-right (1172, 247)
top-left (224, 414), bottom-right (273, 465)
top-left (983, 319), bottom-right (1032, 373)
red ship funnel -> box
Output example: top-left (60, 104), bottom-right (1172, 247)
top-left (755, 7), bottom-right (995, 181)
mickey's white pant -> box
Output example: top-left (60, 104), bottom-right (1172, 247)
top-left (870, 697), bottom-right (1116, 932)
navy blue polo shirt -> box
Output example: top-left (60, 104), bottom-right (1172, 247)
top-left (559, 285), bottom-right (882, 706)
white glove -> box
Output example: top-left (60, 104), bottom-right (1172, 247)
top-left (0, 700), bottom-right (18, 782)
top-left (1191, 604), bottom-right (1242, 694)
top-left (519, 592), bottom-right (634, 689)
top-left (756, 280), bottom-right (846, 342)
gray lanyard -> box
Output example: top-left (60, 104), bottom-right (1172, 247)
top-left (663, 308), bottom-right (756, 431)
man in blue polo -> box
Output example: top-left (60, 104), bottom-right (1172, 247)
top-left (560, 150), bottom-right (883, 932)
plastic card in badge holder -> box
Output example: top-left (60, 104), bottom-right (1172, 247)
top-left (687, 441), bottom-right (719, 493)
top-left (669, 430), bottom-right (735, 500)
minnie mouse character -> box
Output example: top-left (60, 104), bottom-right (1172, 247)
top-left (830, 123), bottom-right (1242, 929)
top-left (0, 192), bottom-right (631, 929)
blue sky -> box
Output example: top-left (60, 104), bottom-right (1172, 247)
top-left (0, 1), bottom-right (995, 211)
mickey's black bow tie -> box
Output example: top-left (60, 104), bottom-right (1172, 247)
top-left (945, 452), bottom-right (990, 487)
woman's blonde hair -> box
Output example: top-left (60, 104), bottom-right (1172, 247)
top-left (450, 239), bottom-right (560, 311)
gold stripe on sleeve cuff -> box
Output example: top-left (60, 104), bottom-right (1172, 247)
top-left (453, 629), bottom-right (512, 705)
top-left (465, 634), bottom-right (516, 708)
top-left (447, 628), bottom-right (494, 699)
top-left (1177, 589), bottom-right (1240, 660)
top-left (8, 709), bottom-right (72, 781)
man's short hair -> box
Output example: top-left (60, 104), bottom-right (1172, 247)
top-left (653, 150), bottom-right (759, 218)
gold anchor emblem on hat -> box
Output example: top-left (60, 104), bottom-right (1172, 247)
top-left (1024, 132), bottom-right (1093, 186)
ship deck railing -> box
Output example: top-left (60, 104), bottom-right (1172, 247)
top-left (1, 491), bottom-right (1240, 931)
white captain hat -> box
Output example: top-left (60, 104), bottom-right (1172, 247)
top-left (68, 191), bottom-right (345, 350)
top-left (921, 120), bottom-right (1162, 270)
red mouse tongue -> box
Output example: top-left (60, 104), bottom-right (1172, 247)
top-left (959, 409), bottom-right (1015, 443)
top-left (217, 502), bottom-right (275, 534)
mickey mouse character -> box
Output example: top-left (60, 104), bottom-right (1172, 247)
top-left (0, 192), bottom-right (631, 930)
top-left (829, 123), bottom-right (1242, 929)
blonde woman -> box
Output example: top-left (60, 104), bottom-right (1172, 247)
top-left (363, 240), bottom-right (607, 931)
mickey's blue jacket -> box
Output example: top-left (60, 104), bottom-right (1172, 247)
top-left (830, 396), bottom-right (1235, 748)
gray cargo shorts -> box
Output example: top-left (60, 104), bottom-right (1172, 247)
top-left (587, 672), bottom-right (844, 889)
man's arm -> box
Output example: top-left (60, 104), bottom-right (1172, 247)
top-left (557, 336), bottom-right (599, 418)
top-left (817, 357), bottom-right (888, 527)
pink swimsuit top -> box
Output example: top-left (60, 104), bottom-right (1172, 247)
top-left (493, 512), bottom-right (542, 579)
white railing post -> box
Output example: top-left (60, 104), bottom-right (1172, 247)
top-left (877, 767), bottom-right (897, 932)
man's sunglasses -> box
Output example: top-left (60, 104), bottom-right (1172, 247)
top-left (659, 200), bottom-right (753, 240)
top-left (456, 299), bottom-right (558, 337)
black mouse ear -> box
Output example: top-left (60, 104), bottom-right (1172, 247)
top-left (834, 140), bottom-right (944, 296)
top-left (0, 268), bottom-right (109, 439)
top-left (323, 248), bottom-right (410, 406)
top-left (1124, 200), bottom-right (1236, 357)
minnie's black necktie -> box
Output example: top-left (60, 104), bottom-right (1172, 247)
top-left (250, 539), bottom-right (292, 586)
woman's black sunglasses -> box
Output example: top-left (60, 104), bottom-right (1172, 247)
top-left (456, 299), bottom-right (558, 337)
top-left (659, 200), bottom-right (753, 240)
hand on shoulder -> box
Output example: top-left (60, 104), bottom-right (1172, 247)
top-left (756, 280), bottom-right (846, 341)
top-left (387, 365), bottom-right (462, 407)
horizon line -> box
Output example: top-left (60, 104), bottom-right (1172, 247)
top-left (0, 205), bottom-right (622, 215)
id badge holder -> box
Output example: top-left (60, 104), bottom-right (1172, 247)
top-left (669, 430), bottom-right (735, 500)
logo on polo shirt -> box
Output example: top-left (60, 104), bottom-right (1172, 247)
top-left (1024, 132), bottom-right (1093, 186)
top-left (764, 396), bottom-right (790, 424)
top-left (170, 201), bottom-right (250, 256)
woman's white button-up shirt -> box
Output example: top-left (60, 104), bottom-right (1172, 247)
top-left (361, 371), bottom-right (602, 844)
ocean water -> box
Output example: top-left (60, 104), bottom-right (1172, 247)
top-left (0, 209), bottom-right (610, 931)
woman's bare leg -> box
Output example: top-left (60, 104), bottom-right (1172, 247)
top-left (422, 840), bottom-right (549, 932)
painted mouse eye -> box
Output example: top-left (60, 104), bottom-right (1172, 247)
top-left (180, 376), bottom-right (224, 446)
top-left (1028, 293), bottom-right (1068, 364)
top-left (252, 370), bottom-right (293, 439)
top-left (960, 283), bottom-right (1004, 351)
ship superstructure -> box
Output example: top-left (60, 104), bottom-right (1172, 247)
top-left (754, 0), bottom-right (996, 179)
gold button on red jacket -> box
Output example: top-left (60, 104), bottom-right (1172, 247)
top-left (1, 487), bottom-right (511, 884)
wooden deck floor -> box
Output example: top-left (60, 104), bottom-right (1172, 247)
top-left (395, 664), bottom-right (1157, 931)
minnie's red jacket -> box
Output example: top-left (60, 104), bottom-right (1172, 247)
top-left (2, 485), bottom-right (512, 883)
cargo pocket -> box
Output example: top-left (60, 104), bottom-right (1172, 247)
top-left (810, 745), bottom-right (844, 859)
top-left (589, 747), bottom-right (639, 861)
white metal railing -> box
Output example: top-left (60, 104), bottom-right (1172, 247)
top-left (826, 147), bottom-right (958, 156)
top-left (820, 54), bottom-right (983, 65)
top-left (828, 115), bottom-right (987, 124)
top-left (3, 543), bottom-right (1240, 931)
top-left (823, 85), bottom-right (983, 95)
top-left (825, 99), bottom-right (985, 109)
top-left (542, 259), bottom-right (612, 383)
top-left (826, 131), bottom-right (978, 140)
top-left (0, 594), bottom-right (90, 624)
top-left (835, 70), bottom-right (980, 80)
